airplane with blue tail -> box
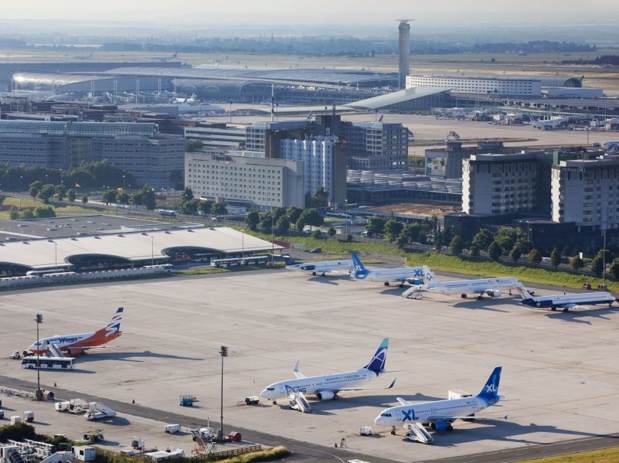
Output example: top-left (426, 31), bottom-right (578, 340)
top-left (260, 338), bottom-right (395, 404)
top-left (375, 367), bottom-right (503, 433)
top-left (520, 292), bottom-right (618, 312)
top-left (351, 252), bottom-right (427, 287)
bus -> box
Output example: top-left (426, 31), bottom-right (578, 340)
top-left (159, 210), bottom-right (177, 218)
top-left (21, 356), bottom-right (75, 370)
top-left (210, 256), bottom-right (270, 268)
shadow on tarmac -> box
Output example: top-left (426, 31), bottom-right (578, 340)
top-left (76, 350), bottom-right (203, 364)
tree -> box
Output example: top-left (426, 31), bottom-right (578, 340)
top-left (449, 235), bottom-right (465, 256)
top-left (9, 209), bottom-right (19, 220)
top-left (287, 206), bottom-right (302, 225)
top-left (311, 229), bottom-right (322, 239)
top-left (178, 199), bottom-right (198, 215)
top-left (211, 202), bottom-right (227, 216)
top-left (181, 187), bottom-right (194, 202)
top-left (29, 186), bottom-right (39, 200)
top-left (38, 184), bottom-right (55, 204)
top-left (384, 219), bottom-right (404, 242)
top-left (528, 248), bottom-right (542, 266)
top-left (185, 140), bottom-right (204, 152)
top-left (102, 189), bottom-right (118, 205)
top-left (550, 246), bottom-right (561, 269)
top-left (67, 189), bottom-right (76, 203)
top-left (34, 206), bottom-right (56, 218)
top-left (509, 245), bottom-right (522, 263)
top-left (299, 209), bottom-right (323, 227)
top-left (117, 192), bottom-right (129, 206)
top-left (274, 216), bottom-right (290, 236)
top-left (169, 170), bottom-right (184, 189)
top-left (366, 216), bottom-right (387, 237)
top-left (570, 255), bottom-right (585, 271)
top-left (590, 254), bottom-right (604, 277)
top-left (495, 227), bottom-right (518, 254)
top-left (472, 229), bottom-right (494, 250)
top-left (245, 211), bottom-right (260, 231)
top-left (310, 186), bottom-right (328, 209)
top-left (561, 245), bottom-right (572, 258)
top-left (328, 226), bottom-right (336, 238)
top-left (488, 241), bottom-right (502, 261)
top-left (395, 233), bottom-right (408, 250)
top-left (259, 212), bottom-right (273, 233)
top-left (610, 257), bottom-right (619, 280)
top-left (81, 194), bottom-right (89, 206)
top-left (469, 244), bottom-right (480, 257)
top-left (55, 185), bottom-right (66, 201)
top-left (198, 200), bottom-right (213, 216)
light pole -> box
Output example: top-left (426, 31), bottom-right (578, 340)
top-left (218, 345), bottom-right (228, 441)
top-left (151, 236), bottom-right (154, 266)
top-left (35, 314), bottom-right (43, 400)
top-left (602, 229), bottom-right (607, 289)
top-left (53, 241), bottom-right (57, 270)
top-left (19, 175), bottom-right (22, 208)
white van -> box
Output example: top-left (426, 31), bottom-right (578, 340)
top-left (164, 424), bottom-right (181, 434)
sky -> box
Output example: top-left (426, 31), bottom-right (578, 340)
top-left (2, 0), bottom-right (616, 28)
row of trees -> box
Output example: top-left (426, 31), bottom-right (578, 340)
top-left (245, 206), bottom-right (324, 235)
top-left (175, 188), bottom-right (227, 216)
top-left (0, 161), bottom-right (136, 192)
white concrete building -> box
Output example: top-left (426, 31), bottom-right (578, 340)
top-left (462, 153), bottom-right (539, 215)
top-left (551, 157), bottom-right (619, 229)
top-left (280, 136), bottom-right (338, 203)
top-left (185, 152), bottom-right (305, 209)
top-left (407, 75), bottom-right (542, 97)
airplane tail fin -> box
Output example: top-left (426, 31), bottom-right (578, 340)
top-left (363, 338), bottom-right (389, 375)
top-left (351, 252), bottom-right (369, 279)
top-left (476, 367), bottom-right (502, 405)
top-left (422, 265), bottom-right (436, 283)
top-left (102, 307), bottom-right (123, 337)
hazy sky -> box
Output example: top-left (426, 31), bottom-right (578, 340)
top-left (2, 0), bottom-right (616, 27)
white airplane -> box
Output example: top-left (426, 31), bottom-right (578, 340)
top-left (526, 113), bottom-right (569, 130)
top-left (520, 292), bottom-right (618, 312)
top-left (286, 259), bottom-right (353, 276)
top-left (27, 308), bottom-right (123, 356)
top-left (260, 338), bottom-right (394, 404)
top-left (402, 266), bottom-right (529, 300)
top-left (74, 52), bottom-right (93, 60)
top-left (375, 367), bottom-right (503, 433)
top-left (174, 93), bottom-right (198, 104)
top-left (601, 141), bottom-right (619, 150)
top-left (151, 52), bottom-right (178, 62)
top-left (351, 253), bottom-right (427, 287)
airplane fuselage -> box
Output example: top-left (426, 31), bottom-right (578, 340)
top-left (428, 278), bottom-right (523, 296)
top-left (261, 368), bottom-right (378, 400)
top-left (355, 267), bottom-right (425, 285)
top-left (375, 396), bottom-right (490, 427)
top-left (288, 260), bottom-right (353, 275)
top-left (521, 292), bottom-right (617, 309)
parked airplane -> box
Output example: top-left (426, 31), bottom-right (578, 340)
top-left (27, 308), bottom-right (123, 355)
top-left (402, 266), bottom-right (529, 300)
top-left (526, 113), bottom-right (569, 130)
top-left (260, 338), bottom-right (394, 404)
top-left (601, 141), bottom-right (619, 150)
top-left (375, 367), bottom-right (503, 433)
top-left (174, 93), bottom-right (198, 104)
top-left (151, 52), bottom-right (178, 62)
top-left (351, 253), bottom-right (426, 287)
top-left (520, 292), bottom-right (618, 312)
top-left (286, 259), bottom-right (353, 276)
top-left (73, 52), bottom-right (93, 60)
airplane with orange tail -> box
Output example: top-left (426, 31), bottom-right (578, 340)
top-left (27, 308), bottom-right (123, 356)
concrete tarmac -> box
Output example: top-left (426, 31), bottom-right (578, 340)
top-left (1, 268), bottom-right (619, 462)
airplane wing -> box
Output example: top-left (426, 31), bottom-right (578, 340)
top-left (340, 378), bottom-right (397, 392)
top-left (293, 360), bottom-right (306, 379)
top-left (397, 396), bottom-right (412, 406)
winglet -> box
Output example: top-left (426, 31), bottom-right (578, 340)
top-left (387, 378), bottom-right (396, 389)
top-left (293, 360), bottom-right (306, 379)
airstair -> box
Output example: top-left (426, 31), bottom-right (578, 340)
top-left (288, 391), bottom-right (312, 413)
top-left (46, 343), bottom-right (64, 358)
top-left (404, 423), bottom-right (434, 444)
top-left (401, 286), bottom-right (423, 299)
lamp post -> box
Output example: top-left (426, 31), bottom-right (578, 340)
top-left (35, 314), bottom-right (43, 400)
top-left (19, 175), bottom-right (22, 208)
top-left (602, 229), bottom-right (607, 289)
top-left (53, 241), bottom-right (57, 270)
top-left (151, 236), bottom-right (154, 266)
top-left (218, 345), bottom-right (228, 441)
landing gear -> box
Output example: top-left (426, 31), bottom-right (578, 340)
top-left (321, 273), bottom-right (326, 277)
top-left (391, 426), bottom-right (397, 435)
top-left (562, 308), bottom-right (569, 312)
top-left (273, 400), bottom-right (277, 405)
top-left (551, 307), bottom-right (557, 311)
top-left (461, 294), bottom-right (467, 299)
top-left (384, 282), bottom-right (390, 287)
top-left (312, 272), bottom-right (317, 276)
top-left (477, 295), bottom-right (484, 301)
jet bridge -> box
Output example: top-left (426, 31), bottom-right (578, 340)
top-left (288, 391), bottom-right (312, 413)
top-left (404, 423), bottom-right (434, 444)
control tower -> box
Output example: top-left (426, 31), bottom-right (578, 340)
top-left (397, 19), bottom-right (413, 88)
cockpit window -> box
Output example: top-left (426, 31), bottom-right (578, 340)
top-left (267, 388), bottom-right (274, 391)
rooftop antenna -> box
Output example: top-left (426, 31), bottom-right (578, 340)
top-left (270, 85), bottom-right (275, 122)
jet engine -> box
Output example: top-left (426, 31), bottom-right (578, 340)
top-left (430, 421), bottom-right (453, 432)
top-left (486, 290), bottom-right (502, 297)
top-left (316, 390), bottom-right (336, 400)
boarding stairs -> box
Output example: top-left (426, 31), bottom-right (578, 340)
top-left (288, 391), bottom-right (312, 413)
top-left (46, 343), bottom-right (64, 358)
top-left (401, 286), bottom-right (423, 299)
top-left (404, 423), bottom-right (434, 444)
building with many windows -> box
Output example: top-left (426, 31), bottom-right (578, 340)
top-left (407, 75), bottom-right (542, 97)
top-left (185, 152), bottom-right (305, 209)
top-left (462, 153), bottom-right (541, 215)
top-left (342, 121), bottom-right (408, 170)
top-left (0, 121), bottom-right (184, 188)
top-left (552, 157), bottom-right (619, 230)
